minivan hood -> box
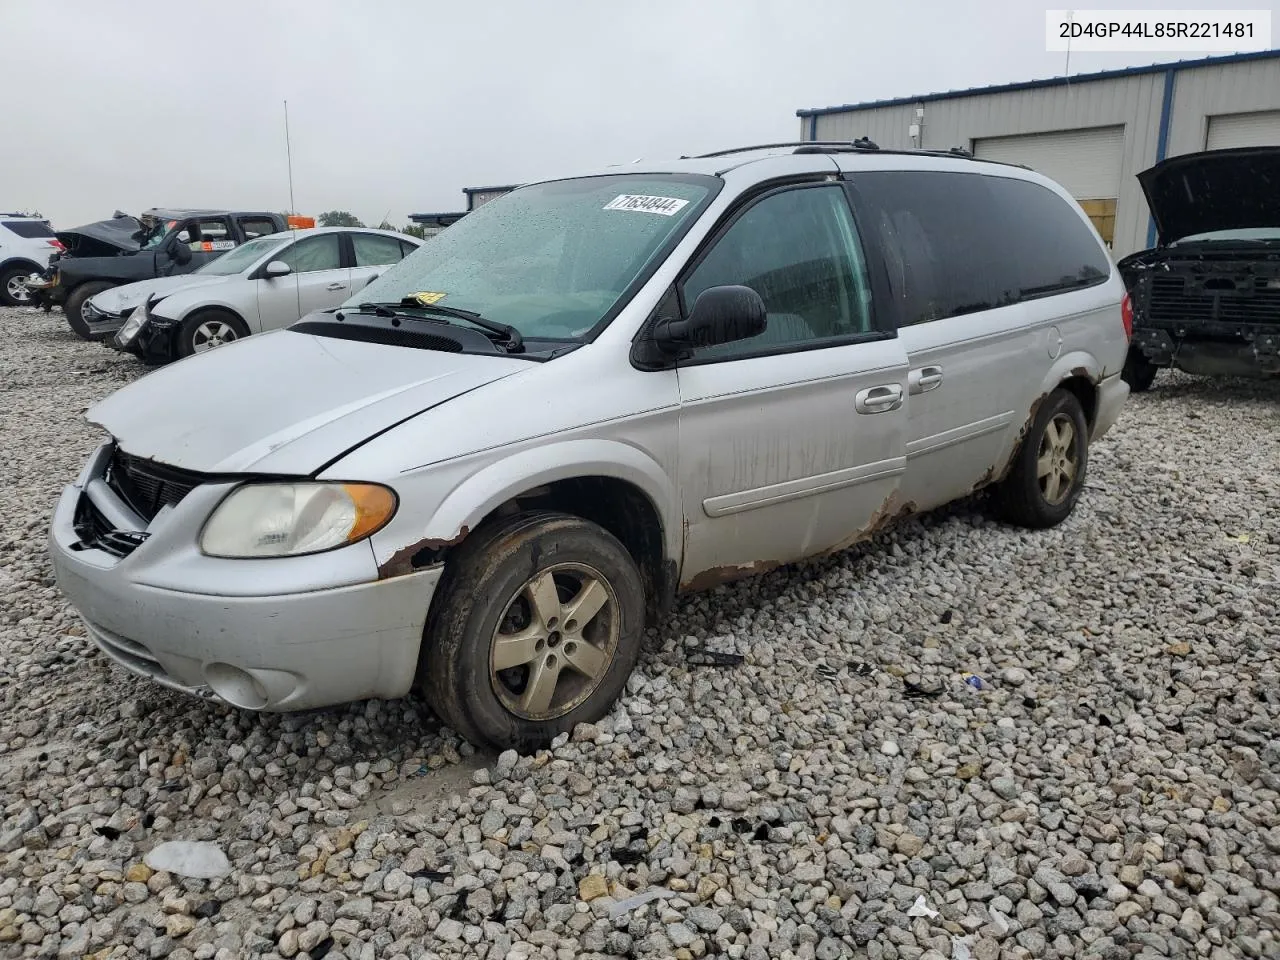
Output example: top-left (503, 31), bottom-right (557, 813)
top-left (91, 274), bottom-right (231, 315)
top-left (1139, 147), bottom-right (1280, 246)
top-left (87, 328), bottom-right (529, 475)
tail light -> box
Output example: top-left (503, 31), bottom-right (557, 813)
top-left (47, 239), bottom-right (66, 252)
top-left (1120, 293), bottom-right (1133, 340)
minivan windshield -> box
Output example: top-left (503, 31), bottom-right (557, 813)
top-left (349, 175), bottom-right (715, 340)
top-left (195, 236), bottom-right (288, 275)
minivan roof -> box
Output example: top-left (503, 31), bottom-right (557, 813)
top-left (523, 141), bottom-right (1030, 187)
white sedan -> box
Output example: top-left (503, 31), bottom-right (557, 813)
top-left (94, 227), bottom-right (422, 363)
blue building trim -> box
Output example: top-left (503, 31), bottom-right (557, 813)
top-left (1147, 69), bottom-right (1178, 247)
top-left (796, 49), bottom-right (1280, 118)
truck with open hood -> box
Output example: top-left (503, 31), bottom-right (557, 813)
top-left (26, 208), bottom-right (289, 339)
top-left (1118, 146), bottom-right (1280, 390)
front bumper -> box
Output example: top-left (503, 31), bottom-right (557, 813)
top-left (1132, 325), bottom-right (1280, 377)
top-left (48, 445), bottom-right (439, 711)
top-left (82, 302), bottom-right (126, 339)
top-left (1091, 372), bottom-right (1129, 442)
top-left (116, 318), bottom-right (178, 364)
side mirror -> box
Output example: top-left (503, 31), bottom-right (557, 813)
top-left (264, 260), bottom-right (292, 278)
top-left (171, 242), bottom-right (192, 265)
top-left (176, 230), bottom-right (191, 244)
top-left (653, 285), bottom-right (767, 354)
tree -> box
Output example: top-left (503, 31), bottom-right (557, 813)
top-left (318, 210), bottom-right (364, 228)
top-left (376, 220), bottom-right (396, 231)
top-left (401, 224), bottom-right (428, 240)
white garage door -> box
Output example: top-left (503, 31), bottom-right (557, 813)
top-left (1205, 111), bottom-right (1280, 150)
top-left (973, 126), bottom-right (1125, 199)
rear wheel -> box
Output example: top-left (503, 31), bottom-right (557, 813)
top-left (177, 309), bottom-right (250, 358)
top-left (994, 388), bottom-right (1089, 529)
top-left (0, 264), bottom-right (37, 307)
top-left (421, 511), bottom-right (646, 751)
top-left (1122, 348), bottom-right (1159, 393)
top-left (63, 281), bottom-right (115, 339)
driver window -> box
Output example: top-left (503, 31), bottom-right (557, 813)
top-left (187, 219), bottom-right (232, 248)
top-left (680, 185), bottom-right (874, 360)
top-left (278, 235), bottom-right (342, 273)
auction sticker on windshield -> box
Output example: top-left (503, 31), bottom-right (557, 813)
top-left (603, 195), bottom-right (690, 216)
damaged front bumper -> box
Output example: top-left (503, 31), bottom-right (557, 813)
top-left (82, 301), bottom-right (127, 339)
top-left (48, 443), bottom-right (439, 711)
top-left (1132, 324), bottom-right (1280, 377)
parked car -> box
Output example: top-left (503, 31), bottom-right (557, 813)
top-left (1119, 146), bottom-right (1280, 390)
top-left (101, 227), bottom-right (422, 361)
top-left (26, 208), bottom-right (289, 338)
top-left (0, 213), bottom-right (63, 306)
top-left (48, 143), bottom-right (1130, 749)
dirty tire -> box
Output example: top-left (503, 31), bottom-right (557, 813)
top-left (177, 309), bottom-right (249, 358)
top-left (421, 511), bottom-right (645, 751)
top-left (994, 388), bottom-right (1089, 529)
top-left (1121, 347), bottom-right (1159, 393)
top-left (63, 281), bottom-right (115, 339)
top-left (0, 264), bottom-right (37, 307)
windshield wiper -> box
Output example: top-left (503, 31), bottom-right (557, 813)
top-left (355, 301), bottom-right (523, 353)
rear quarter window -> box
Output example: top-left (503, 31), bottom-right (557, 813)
top-left (3, 220), bottom-right (55, 239)
top-left (849, 170), bottom-right (1110, 327)
top-left (987, 176), bottom-right (1112, 299)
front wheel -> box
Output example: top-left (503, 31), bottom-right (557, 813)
top-left (0, 265), bottom-right (37, 307)
top-left (994, 388), bottom-right (1089, 529)
top-left (177, 309), bottom-right (250, 358)
top-left (421, 511), bottom-right (646, 751)
top-left (63, 281), bottom-right (115, 339)
top-left (1122, 348), bottom-right (1159, 393)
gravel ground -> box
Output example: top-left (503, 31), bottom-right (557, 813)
top-left (1, 304), bottom-right (1278, 960)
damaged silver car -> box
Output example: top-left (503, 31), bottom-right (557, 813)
top-left (49, 143), bottom-right (1130, 749)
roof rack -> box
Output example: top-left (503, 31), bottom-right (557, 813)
top-left (692, 141), bottom-right (861, 158)
top-left (695, 141), bottom-right (1001, 164)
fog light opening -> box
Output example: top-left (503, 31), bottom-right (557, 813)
top-left (204, 662), bottom-right (269, 709)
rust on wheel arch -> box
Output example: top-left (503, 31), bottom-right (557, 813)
top-left (377, 525), bottom-right (470, 579)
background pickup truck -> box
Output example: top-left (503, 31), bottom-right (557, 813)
top-left (29, 209), bottom-right (293, 339)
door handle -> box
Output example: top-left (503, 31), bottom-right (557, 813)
top-left (908, 365), bottom-right (944, 395)
top-left (326, 282), bottom-right (347, 291)
top-left (854, 383), bottom-right (904, 414)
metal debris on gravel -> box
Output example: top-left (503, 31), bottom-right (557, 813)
top-left (1, 305), bottom-right (1277, 959)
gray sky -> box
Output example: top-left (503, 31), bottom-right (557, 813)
top-left (2, 0), bottom-right (1276, 229)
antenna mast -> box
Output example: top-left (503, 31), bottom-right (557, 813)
top-left (284, 100), bottom-right (297, 216)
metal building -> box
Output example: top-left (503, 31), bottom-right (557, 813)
top-left (462, 185), bottom-right (519, 211)
top-left (796, 50), bottom-right (1280, 257)
top-left (409, 184), bottom-right (520, 237)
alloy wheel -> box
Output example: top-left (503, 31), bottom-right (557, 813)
top-left (191, 320), bottom-right (239, 352)
top-left (489, 562), bottom-right (619, 720)
top-left (1036, 413), bottom-right (1079, 505)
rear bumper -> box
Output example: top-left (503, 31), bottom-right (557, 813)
top-left (1092, 372), bottom-right (1129, 442)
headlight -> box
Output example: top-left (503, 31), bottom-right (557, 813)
top-left (116, 301), bottom-right (149, 345)
top-left (200, 482), bottom-right (397, 558)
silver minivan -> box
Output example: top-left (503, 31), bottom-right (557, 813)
top-left (49, 143), bottom-right (1131, 749)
